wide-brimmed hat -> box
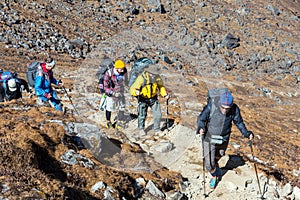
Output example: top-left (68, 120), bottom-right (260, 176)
top-left (8, 79), bottom-right (17, 92)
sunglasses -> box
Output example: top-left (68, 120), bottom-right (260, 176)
top-left (220, 105), bottom-right (231, 111)
top-left (116, 68), bottom-right (124, 71)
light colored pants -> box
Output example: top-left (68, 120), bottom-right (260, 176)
top-left (138, 100), bottom-right (162, 131)
top-left (106, 96), bottom-right (125, 111)
top-left (105, 95), bottom-right (125, 121)
top-left (106, 96), bottom-right (116, 112)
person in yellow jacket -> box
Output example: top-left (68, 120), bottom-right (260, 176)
top-left (130, 65), bottom-right (169, 136)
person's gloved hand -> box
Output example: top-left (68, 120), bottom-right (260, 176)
top-left (114, 92), bottom-right (121, 98)
top-left (248, 131), bottom-right (254, 140)
top-left (44, 93), bottom-right (52, 99)
top-left (57, 80), bottom-right (63, 87)
top-left (108, 90), bottom-right (114, 97)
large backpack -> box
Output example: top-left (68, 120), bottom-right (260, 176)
top-left (207, 88), bottom-right (230, 118)
top-left (26, 61), bottom-right (42, 88)
top-left (96, 57), bottom-right (114, 94)
top-left (128, 57), bottom-right (153, 87)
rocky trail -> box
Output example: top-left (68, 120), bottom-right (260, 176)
top-left (58, 62), bottom-right (298, 199)
top-left (0, 0), bottom-right (299, 199)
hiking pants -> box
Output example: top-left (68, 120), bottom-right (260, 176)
top-left (38, 91), bottom-right (62, 111)
top-left (138, 100), bottom-right (162, 131)
top-left (202, 139), bottom-right (229, 173)
top-left (105, 95), bottom-right (125, 121)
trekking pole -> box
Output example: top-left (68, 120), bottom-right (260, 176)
top-left (62, 86), bottom-right (80, 115)
top-left (137, 94), bottom-right (140, 117)
top-left (165, 98), bottom-right (169, 131)
top-left (248, 140), bottom-right (263, 198)
top-left (201, 135), bottom-right (208, 198)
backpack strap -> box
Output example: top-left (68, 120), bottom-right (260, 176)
top-left (209, 102), bottom-right (216, 120)
top-left (141, 71), bottom-right (159, 98)
top-left (106, 67), bottom-right (112, 77)
top-left (105, 68), bottom-right (114, 89)
top-left (103, 67), bottom-right (113, 80)
top-left (209, 101), bottom-right (235, 121)
top-left (36, 65), bottom-right (47, 77)
top-left (141, 71), bottom-right (148, 87)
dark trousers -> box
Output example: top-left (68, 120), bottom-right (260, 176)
top-left (202, 139), bottom-right (229, 173)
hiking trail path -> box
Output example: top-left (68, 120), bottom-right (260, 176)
top-left (64, 67), bottom-right (270, 200)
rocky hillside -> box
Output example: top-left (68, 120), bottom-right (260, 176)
top-left (0, 0), bottom-right (299, 199)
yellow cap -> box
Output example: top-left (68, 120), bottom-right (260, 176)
top-left (114, 60), bottom-right (125, 69)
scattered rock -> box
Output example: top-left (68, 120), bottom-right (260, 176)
top-left (91, 181), bottom-right (106, 193)
top-left (145, 180), bottom-right (165, 198)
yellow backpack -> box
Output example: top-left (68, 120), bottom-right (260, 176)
top-left (139, 71), bottom-right (161, 98)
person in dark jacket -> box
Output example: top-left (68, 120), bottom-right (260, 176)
top-left (35, 58), bottom-right (63, 111)
top-left (196, 91), bottom-right (254, 189)
top-left (0, 77), bottom-right (30, 102)
top-left (103, 59), bottom-right (128, 129)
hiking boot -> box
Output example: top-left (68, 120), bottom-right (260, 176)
top-left (139, 129), bottom-right (146, 136)
top-left (209, 177), bottom-right (217, 189)
top-left (115, 124), bottom-right (122, 130)
top-left (106, 121), bottom-right (112, 129)
top-left (115, 121), bottom-right (126, 130)
top-left (36, 98), bottom-right (50, 107)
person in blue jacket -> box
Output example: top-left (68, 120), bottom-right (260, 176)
top-left (196, 91), bottom-right (254, 189)
top-left (35, 58), bottom-right (63, 111)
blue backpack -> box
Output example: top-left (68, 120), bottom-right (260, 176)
top-left (0, 71), bottom-right (14, 83)
top-left (0, 71), bottom-right (18, 93)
